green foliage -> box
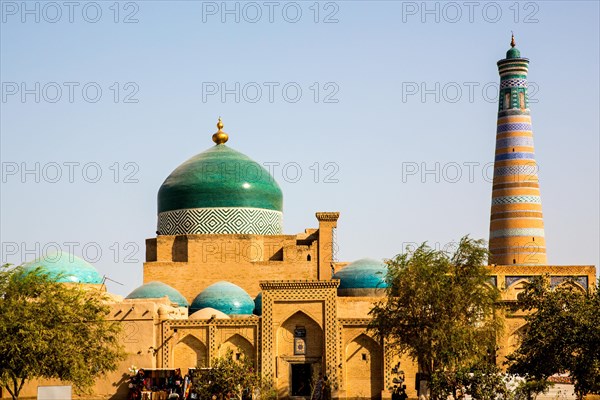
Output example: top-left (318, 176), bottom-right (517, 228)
top-left (430, 365), bottom-right (505, 400)
top-left (512, 379), bottom-right (552, 400)
top-left (429, 363), bottom-right (552, 400)
top-left (507, 276), bottom-right (600, 399)
top-left (190, 350), bottom-right (275, 400)
top-left (0, 264), bottom-right (125, 400)
top-left (458, 364), bottom-right (521, 400)
top-left (368, 236), bottom-right (502, 400)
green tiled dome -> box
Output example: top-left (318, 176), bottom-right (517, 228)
top-left (126, 281), bottom-right (189, 307)
top-left (506, 47), bottom-right (521, 59)
top-left (22, 251), bottom-right (103, 284)
top-left (158, 144), bottom-right (283, 213)
top-left (156, 122), bottom-right (284, 236)
top-left (190, 281), bottom-right (254, 315)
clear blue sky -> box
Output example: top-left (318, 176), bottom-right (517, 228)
top-left (1, 1), bottom-right (598, 296)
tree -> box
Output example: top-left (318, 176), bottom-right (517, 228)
top-left (507, 276), bottom-right (600, 400)
top-left (0, 264), bottom-right (125, 400)
top-left (190, 350), bottom-right (275, 400)
top-left (368, 236), bottom-right (502, 400)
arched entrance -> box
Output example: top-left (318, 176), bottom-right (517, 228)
top-left (277, 311), bottom-right (324, 398)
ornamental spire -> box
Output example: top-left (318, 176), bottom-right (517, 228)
top-left (212, 117), bottom-right (229, 145)
top-left (510, 32), bottom-right (516, 48)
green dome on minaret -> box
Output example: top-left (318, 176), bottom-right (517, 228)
top-left (157, 119), bottom-right (283, 235)
top-left (506, 34), bottom-right (521, 59)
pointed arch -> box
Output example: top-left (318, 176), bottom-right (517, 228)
top-left (174, 334), bottom-right (207, 369)
top-left (345, 333), bottom-right (383, 400)
top-left (218, 333), bottom-right (255, 363)
top-left (345, 331), bottom-right (379, 349)
top-left (345, 333), bottom-right (382, 363)
top-left (556, 280), bottom-right (586, 294)
top-left (505, 278), bottom-right (531, 300)
top-left (277, 311), bottom-right (323, 358)
top-left (279, 309), bottom-right (322, 329)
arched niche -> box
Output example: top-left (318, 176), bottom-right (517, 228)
top-left (218, 333), bottom-right (255, 364)
top-left (505, 278), bottom-right (531, 301)
top-left (174, 334), bottom-right (208, 369)
top-left (555, 280), bottom-right (586, 294)
top-left (277, 311), bottom-right (323, 358)
top-left (345, 333), bottom-right (383, 400)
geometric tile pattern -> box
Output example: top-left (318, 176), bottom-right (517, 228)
top-left (491, 195), bottom-right (542, 205)
top-left (496, 122), bottom-right (532, 133)
top-left (500, 78), bottom-right (528, 89)
top-left (494, 164), bottom-right (538, 178)
top-left (157, 207), bottom-right (283, 235)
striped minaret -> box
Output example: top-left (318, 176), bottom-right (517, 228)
top-left (489, 35), bottom-right (547, 266)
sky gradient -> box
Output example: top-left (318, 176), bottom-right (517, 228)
top-left (1, 0), bottom-right (599, 296)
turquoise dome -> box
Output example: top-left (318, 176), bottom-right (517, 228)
top-left (126, 281), bottom-right (189, 307)
top-left (21, 251), bottom-right (102, 284)
top-left (253, 292), bottom-right (262, 316)
top-left (190, 281), bottom-right (254, 315)
top-left (333, 258), bottom-right (388, 289)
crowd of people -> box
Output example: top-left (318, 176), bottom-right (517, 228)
top-left (128, 368), bottom-right (193, 400)
top-left (128, 369), bottom-right (334, 400)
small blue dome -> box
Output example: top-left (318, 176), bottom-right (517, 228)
top-left (190, 281), bottom-right (254, 315)
top-left (126, 281), bottom-right (189, 307)
top-left (333, 258), bottom-right (388, 289)
top-left (254, 292), bottom-right (262, 316)
top-left (22, 251), bottom-right (103, 284)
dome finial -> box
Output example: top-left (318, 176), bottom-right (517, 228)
top-left (505, 32), bottom-right (521, 58)
top-left (212, 117), bottom-right (228, 145)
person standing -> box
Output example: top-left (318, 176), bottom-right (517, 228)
top-left (173, 369), bottom-right (183, 396)
top-left (322, 376), bottom-right (331, 400)
top-left (398, 385), bottom-right (408, 400)
top-left (129, 369), bottom-right (146, 400)
top-left (311, 373), bottom-right (324, 400)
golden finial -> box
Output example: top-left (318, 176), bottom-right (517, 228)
top-left (212, 117), bottom-right (228, 145)
top-left (510, 32), bottom-right (516, 48)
